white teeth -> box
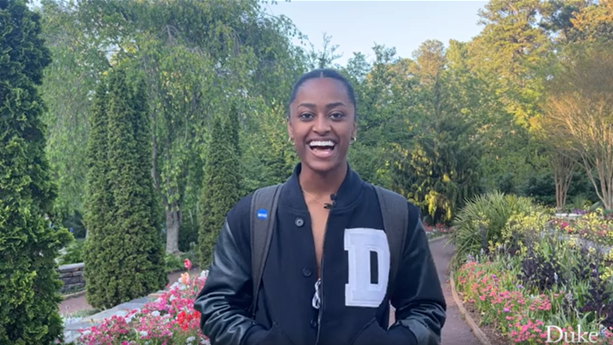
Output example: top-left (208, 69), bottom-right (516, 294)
top-left (309, 140), bottom-right (335, 147)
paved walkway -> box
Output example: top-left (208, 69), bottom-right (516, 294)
top-left (59, 268), bottom-right (202, 316)
top-left (60, 237), bottom-right (483, 345)
top-left (429, 237), bottom-right (482, 345)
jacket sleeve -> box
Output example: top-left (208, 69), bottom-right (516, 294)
top-left (193, 197), bottom-right (269, 345)
top-left (388, 203), bottom-right (447, 345)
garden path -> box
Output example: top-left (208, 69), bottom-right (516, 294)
top-left (60, 237), bottom-right (484, 345)
top-left (426, 237), bottom-right (482, 345)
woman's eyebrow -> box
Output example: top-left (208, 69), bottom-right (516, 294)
top-left (297, 102), bottom-right (346, 109)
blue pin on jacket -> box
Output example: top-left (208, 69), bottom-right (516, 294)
top-left (257, 208), bottom-right (268, 219)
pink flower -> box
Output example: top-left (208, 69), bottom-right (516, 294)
top-left (184, 258), bottom-right (192, 270)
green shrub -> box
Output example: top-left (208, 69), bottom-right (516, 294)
top-left (0, 1), bottom-right (72, 343)
top-left (164, 250), bottom-right (198, 273)
top-left (59, 239), bottom-right (84, 265)
top-left (449, 191), bottom-right (537, 269)
top-left (83, 65), bottom-right (166, 310)
top-left (198, 109), bottom-right (242, 268)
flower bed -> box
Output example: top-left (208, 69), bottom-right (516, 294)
top-left (550, 211), bottom-right (613, 247)
top-left (455, 233), bottom-right (613, 344)
top-left (74, 259), bottom-right (210, 345)
top-left (423, 223), bottom-right (453, 240)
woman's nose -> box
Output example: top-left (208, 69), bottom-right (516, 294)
top-left (312, 115), bottom-right (331, 134)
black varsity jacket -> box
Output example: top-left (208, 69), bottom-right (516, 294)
top-left (193, 163), bottom-right (447, 345)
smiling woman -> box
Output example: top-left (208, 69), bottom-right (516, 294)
top-left (194, 68), bottom-right (446, 345)
top-left (287, 69), bottom-right (358, 180)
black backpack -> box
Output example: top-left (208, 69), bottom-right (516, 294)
top-left (248, 183), bottom-right (409, 316)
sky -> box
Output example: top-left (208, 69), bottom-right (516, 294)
top-left (263, 0), bottom-right (489, 66)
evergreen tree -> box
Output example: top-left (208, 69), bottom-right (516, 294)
top-left (391, 112), bottom-right (483, 225)
top-left (198, 109), bottom-right (242, 268)
top-left (0, 1), bottom-right (72, 343)
top-left (83, 75), bottom-right (113, 307)
top-left (84, 65), bottom-right (166, 309)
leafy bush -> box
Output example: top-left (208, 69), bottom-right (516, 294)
top-left (449, 191), bottom-right (537, 269)
top-left (59, 239), bottom-right (85, 265)
top-left (164, 250), bottom-right (198, 273)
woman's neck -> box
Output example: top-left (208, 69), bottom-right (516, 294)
top-left (298, 162), bottom-right (347, 198)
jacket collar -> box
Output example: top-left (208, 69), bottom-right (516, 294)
top-left (280, 162), bottom-right (365, 213)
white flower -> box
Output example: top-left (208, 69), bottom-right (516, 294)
top-left (140, 331), bottom-right (148, 337)
top-left (151, 311), bottom-right (160, 317)
top-left (186, 336), bottom-right (196, 344)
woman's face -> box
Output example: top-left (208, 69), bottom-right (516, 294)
top-left (287, 77), bottom-right (357, 175)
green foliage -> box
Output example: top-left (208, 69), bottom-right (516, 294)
top-left (59, 238), bottom-right (85, 265)
top-left (240, 99), bottom-right (296, 193)
top-left (83, 65), bottom-right (166, 310)
top-left (198, 108), bottom-right (242, 268)
top-left (391, 112), bottom-right (484, 226)
top-left (455, 213), bottom-right (613, 340)
top-left (164, 250), bottom-right (197, 273)
top-left (0, 1), bottom-right (72, 343)
top-left (39, 0), bottom-right (110, 229)
top-left (26, 0), bottom-right (613, 286)
top-left (82, 73), bottom-right (112, 310)
top-left (449, 191), bottom-right (537, 269)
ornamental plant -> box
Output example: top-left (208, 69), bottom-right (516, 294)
top-left (0, 1), bottom-right (73, 343)
top-left (455, 260), bottom-right (613, 344)
top-left (83, 65), bottom-right (167, 309)
top-left (75, 259), bottom-right (209, 345)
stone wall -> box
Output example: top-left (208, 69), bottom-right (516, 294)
top-left (58, 263), bottom-right (85, 294)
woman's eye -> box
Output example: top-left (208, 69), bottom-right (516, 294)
top-left (330, 112), bottom-right (344, 120)
top-left (299, 113), bottom-right (314, 119)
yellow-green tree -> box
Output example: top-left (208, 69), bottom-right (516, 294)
top-left (541, 42), bottom-right (613, 211)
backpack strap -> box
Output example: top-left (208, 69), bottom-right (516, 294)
top-left (249, 183), bottom-right (284, 317)
top-left (374, 186), bottom-right (409, 300)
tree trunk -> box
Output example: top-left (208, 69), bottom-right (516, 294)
top-left (581, 153), bottom-right (613, 211)
top-left (165, 204), bottom-right (181, 254)
top-left (551, 151), bottom-right (576, 211)
top-left (151, 112), bottom-right (182, 254)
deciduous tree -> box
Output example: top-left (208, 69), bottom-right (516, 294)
top-left (542, 42), bottom-right (613, 210)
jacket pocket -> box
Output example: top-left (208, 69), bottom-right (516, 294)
top-left (256, 322), bottom-right (296, 345)
top-left (349, 318), bottom-right (387, 345)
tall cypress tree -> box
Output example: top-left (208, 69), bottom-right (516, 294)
top-left (0, 1), bottom-right (72, 343)
top-left (83, 75), bottom-right (113, 308)
top-left (84, 65), bottom-right (166, 309)
top-left (198, 109), bottom-right (242, 268)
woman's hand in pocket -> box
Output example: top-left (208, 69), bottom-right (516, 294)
top-left (351, 318), bottom-right (417, 345)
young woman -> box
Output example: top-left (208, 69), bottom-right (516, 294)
top-left (194, 69), bottom-right (446, 345)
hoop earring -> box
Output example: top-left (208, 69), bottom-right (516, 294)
top-left (288, 137), bottom-right (294, 143)
top-left (351, 136), bottom-right (357, 143)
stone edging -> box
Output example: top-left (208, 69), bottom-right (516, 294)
top-left (428, 234), bottom-right (493, 345)
top-left (428, 234), bottom-right (448, 244)
top-left (62, 290), bottom-right (86, 300)
top-left (449, 269), bottom-right (493, 345)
